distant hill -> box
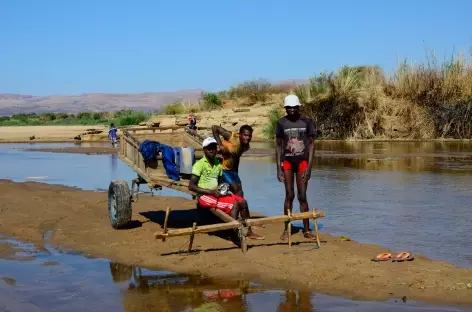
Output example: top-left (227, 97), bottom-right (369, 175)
top-left (0, 90), bottom-right (204, 116)
top-left (0, 79), bottom-right (308, 116)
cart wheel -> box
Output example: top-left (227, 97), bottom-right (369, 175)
top-left (108, 180), bottom-right (132, 229)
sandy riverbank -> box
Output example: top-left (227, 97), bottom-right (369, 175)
top-left (1, 179), bottom-right (472, 307)
top-left (0, 125), bottom-right (108, 143)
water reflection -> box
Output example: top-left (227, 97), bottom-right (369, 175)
top-left (110, 262), bottom-right (257, 311)
top-left (110, 153), bottom-right (118, 172)
top-left (109, 262), bottom-right (314, 312)
top-left (256, 140), bottom-right (472, 174)
top-left (1, 236), bottom-right (471, 312)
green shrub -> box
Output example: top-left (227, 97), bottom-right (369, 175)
top-left (113, 109), bottom-right (150, 126)
top-left (262, 105), bottom-right (284, 140)
top-left (162, 101), bottom-right (185, 115)
top-left (202, 92), bottom-right (222, 110)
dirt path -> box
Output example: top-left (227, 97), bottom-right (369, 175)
top-left (1, 179), bottom-right (471, 307)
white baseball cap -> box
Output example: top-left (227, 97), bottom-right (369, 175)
top-left (202, 137), bottom-right (218, 148)
top-left (284, 94), bottom-right (301, 107)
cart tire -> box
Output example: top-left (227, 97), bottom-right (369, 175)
top-left (108, 180), bottom-right (132, 229)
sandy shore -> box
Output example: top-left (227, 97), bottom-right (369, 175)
top-left (0, 125), bottom-right (108, 142)
top-left (1, 179), bottom-right (471, 306)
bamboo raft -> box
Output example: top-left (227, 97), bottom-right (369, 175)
top-left (108, 125), bottom-right (325, 253)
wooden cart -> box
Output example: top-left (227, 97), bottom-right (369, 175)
top-left (108, 125), bottom-right (325, 253)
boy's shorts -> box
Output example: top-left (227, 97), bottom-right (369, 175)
top-left (198, 194), bottom-right (245, 214)
top-left (282, 160), bottom-right (309, 173)
top-left (222, 170), bottom-right (241, 184)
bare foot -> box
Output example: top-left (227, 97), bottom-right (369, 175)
top-left (280, 230), bottom-right (289, 241)
top-left (246, 232), bottom-right (265, 240)
top-left (303, 231), bottom-right (317, 240)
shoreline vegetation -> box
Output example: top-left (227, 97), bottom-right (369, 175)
top-left (1, 50), bottom-right (472, 141)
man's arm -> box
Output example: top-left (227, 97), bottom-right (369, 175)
top-left (188, 175), bottom-right (220, 197)
top-left (211, 125), bottom-right (232, 146)
top-left (307, 118), bottom-right (316, 168)
top-left (304, 118), bottom-right (316, 182)
top-left (274, 120), bottom-right (285, 182)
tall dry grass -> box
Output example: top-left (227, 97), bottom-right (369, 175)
top-left (292, 50), bottom-right (472, 140)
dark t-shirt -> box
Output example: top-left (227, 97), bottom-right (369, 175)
top-left (275, 115), bottom-right (315, 162)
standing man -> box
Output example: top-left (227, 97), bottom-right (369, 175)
top-left (211, 124), bottom-right (253, 197)
top-left (275, 94), bottom-right (316, 240)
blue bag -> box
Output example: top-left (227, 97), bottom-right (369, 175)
top-left (138, 140), bottom-right (180, 181)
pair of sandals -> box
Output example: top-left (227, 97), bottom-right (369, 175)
top-left (280, 230), bottom-right (317, 241)
top-left (371, 252), bottom-right (415, 262)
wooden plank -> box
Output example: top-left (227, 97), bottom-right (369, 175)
top-left (210, 207), bottom-right (236, 223)
top-left (155, 221), bottom-right (241, 238)
top-left (245, 211), bottom-right (325, 227)
top-left (154, 210), bottom-right (325, 239)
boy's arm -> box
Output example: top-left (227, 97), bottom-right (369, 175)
top-left (211, 125), bottom-right (232, 146)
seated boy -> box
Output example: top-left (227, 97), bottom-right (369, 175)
top-left (188, 137), bottom-right (264, 240)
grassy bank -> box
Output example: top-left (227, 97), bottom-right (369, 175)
top-left (293, 52), bottom-right (472, 140)
top-left (0, 110), bottom-right (152, 127)
top-left (256, 52), bottom-right (472, 140)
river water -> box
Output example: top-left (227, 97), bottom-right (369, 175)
top-left (1, 141), bottom-right (471, 311)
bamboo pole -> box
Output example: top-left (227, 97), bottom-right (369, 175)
top-left (162, 206), bottom-right (171, 242)
top-left (155, 210), bottom-right (325, 239)
top-left (287, 210), bottom-right (292, 248)
top-left (313, 208), bottom-right (321, 247)
top-left (188, 222), bottom-right (197, 252)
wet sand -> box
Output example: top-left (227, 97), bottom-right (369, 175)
top-left (1, 180), bottom-right (472, 307)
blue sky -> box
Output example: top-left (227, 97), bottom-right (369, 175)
top-left (1, 0), bottom-right (471, 96)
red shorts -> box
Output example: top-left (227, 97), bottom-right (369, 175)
top-left (198, 194), bottom-right (245, 214)
top-left (282, 160), bottom-right (308, 173)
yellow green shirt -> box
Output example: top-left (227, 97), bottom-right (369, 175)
top-left (191, 156), bottom-right (222, 190)
top-left (221, 133), bottom-right (250, 171)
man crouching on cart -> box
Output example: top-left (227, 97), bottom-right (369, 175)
top-left (189, 137), bottom-right (264, 240)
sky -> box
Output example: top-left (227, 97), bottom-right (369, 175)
top-left (1, 0), bottom-right (471, 96)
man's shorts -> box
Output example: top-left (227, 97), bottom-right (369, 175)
top-left (222, 170), bottom-right (242, 185)
top-left (282, 160), bottom-right (309, 173)
top-left (198, 194), bottom-right (245, 214)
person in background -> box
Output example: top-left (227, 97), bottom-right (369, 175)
top-left (187, 114), bottom-right (197, 133)
top-left (108, 123), bottom-right (118, 147)
top-left (275, 94), bottom-right (316, 241)
top-left (189, 137), bottom-right (264, 240)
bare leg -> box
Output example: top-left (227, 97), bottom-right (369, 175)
top-left (229, 182), bottom-right (243, 197)
top-left (230, 200), bottom-right (240, 220)
top-left (295, 171), bottom-right (316, 240)
top-left (238, 200), bottom-right (264, 240)
top-left (280, 169), bottom-right (295, 241)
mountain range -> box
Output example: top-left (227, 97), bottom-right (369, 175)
top-left (0, 90), bottom-right (204, 116)
top-left (0, 79), bottom-right (307, 116)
